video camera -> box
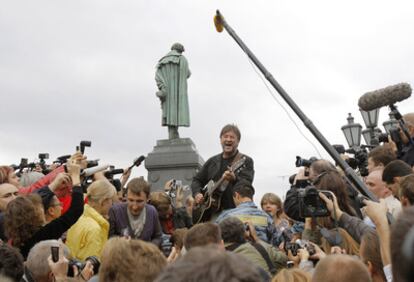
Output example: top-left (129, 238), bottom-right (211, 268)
top-left (76, 140), bottom-right (91, 154)
top-left (298, 186), bottom-right (332, 218)
top-left (333, 144), bottom-right (369, 177)
top-left (295, 156), bottom-right (318, 168)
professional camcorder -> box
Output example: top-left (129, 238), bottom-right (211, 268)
top-left (333, 144), bottom-right (369, 177)
top-left (295, 156), bottom-right (318, 168)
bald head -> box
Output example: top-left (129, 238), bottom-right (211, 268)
top-left (312, 255), bottom-right (372, 282)
top-left (366, 170), bottom-right (390, 199)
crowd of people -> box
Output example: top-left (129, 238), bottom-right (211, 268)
top-left (0, 117), bottom-right (414, 282)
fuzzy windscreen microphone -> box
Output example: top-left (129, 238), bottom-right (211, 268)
top-left (358, 83), bottom-right (412, 111)
top-left (214, 10), bottom-right (224, 32)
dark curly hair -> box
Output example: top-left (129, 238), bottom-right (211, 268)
top-left (5, 195), bottom-right (44, 248)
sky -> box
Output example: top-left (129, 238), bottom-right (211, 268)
top-left (1, 0), bottom-right (413, 203)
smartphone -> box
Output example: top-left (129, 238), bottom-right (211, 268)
top-left (51, 246), bottom-right (59, 263)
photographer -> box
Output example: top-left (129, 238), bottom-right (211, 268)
top-left (150, 188), bottom-right (193, 257)
top-left (25, 239), bottom-right (94, 282)
top-left (284, 160), bottom-right (362, 222)
top-left (318, 192), bottom-right (375, 247)
top-left (219, 216), bottom-right (287, 277)
top-left (150, 191), bottom-right (192, 234)
top-left (5, 160), bottom-right (84, 259)
top-left (397, 113), bottom-right (414, 166)
top-left (1, 151), bottom-right (87, 214)
top-left (298, 172), bottom-right (362, 255)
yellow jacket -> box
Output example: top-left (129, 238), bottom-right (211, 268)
top-left (66, 204), bottom-right (109, 260)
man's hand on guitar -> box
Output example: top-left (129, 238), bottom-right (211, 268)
top-left (223, 169), bottom-right (236, 182)
top-left (194, 193), bottom-right (204, 205)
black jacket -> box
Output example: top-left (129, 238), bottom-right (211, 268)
top-left (191, 151), bottom-right (254, 210)
top-left (20, 185), bottom-right (84, 259)
top-left (399, 144), bottom-right (414, 166)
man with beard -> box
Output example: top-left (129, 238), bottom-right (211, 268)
top-left (191, 124), bottom-right (254, 222)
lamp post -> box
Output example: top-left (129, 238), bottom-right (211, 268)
top-left (362, 127), bottom-right (382, 146)
top-left (341, 113), bottom-right (362, 149)
top-left (360, 108), bottom-right (380, 146)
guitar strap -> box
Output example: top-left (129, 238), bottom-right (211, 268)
top-left (231, 152), bottom-right (243, 168)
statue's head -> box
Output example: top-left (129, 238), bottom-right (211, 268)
top-left (171, 43), bottom-right (185, 53)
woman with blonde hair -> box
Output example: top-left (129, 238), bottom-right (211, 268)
top-left (66, 179), bottom-right (117, 260)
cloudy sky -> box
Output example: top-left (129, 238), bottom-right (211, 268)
top-left (1, 0), bottom-right (413, 203)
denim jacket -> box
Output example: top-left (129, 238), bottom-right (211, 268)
top-left (216, 201), bottom-right (274, 243)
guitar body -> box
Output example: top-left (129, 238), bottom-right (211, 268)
top-left (193, 156), bottom-right (246, 224)
top-left (193, 180), bottom-right (225, 223)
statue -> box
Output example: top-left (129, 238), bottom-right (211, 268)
top-left (155, 43), bottom-right (191, 139)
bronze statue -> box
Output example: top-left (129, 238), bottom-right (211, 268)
top-left (155, 43), bottom-right (191, 139)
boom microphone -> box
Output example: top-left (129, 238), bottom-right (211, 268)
top-left (214, 10), bottom-right (224, 32)
top-left (358, 83), bottom-right (412, 111)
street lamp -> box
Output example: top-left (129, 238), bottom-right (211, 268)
top-left (383, 112), bottom-right (399, 134)
top-left (362, 127), bottom-right (382, 146)
top-left (360, 109), bottom-right (380, 128)
top-left (360, 108), bottom-right (380, 146)
top-left (341, 113), bottom-right (362, 148)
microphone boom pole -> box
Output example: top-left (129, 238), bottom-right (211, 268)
top-left (214, 10), bottom-right (377, 201)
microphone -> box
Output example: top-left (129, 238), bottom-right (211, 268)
top-left (104, 168), bottom-right (125, 178)
top-left (358, 83), bottom-right (412, 111)
top-left (128, 155), bottom-right (145, 170)
top-left (81, 164), bottom-right (110, 177)
top-left (214, 10), bottom-right (224, 33)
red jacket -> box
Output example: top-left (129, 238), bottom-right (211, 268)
top-left (19, 165), bottom-right (74, 213)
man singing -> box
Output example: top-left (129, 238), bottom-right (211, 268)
top-left (191, 124), bottom-right (254, 222)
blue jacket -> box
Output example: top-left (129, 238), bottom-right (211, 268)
top-left (216, 201), bottom-right (274, 243)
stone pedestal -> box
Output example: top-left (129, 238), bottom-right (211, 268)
top-left (145, 138), bottom-right (204, 191)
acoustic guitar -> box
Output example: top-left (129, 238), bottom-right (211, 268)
top-left (193, 156), bottom-right (246, 223)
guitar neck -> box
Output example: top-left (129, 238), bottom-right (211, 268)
top-left (210, 177), bottom-right (228, 194)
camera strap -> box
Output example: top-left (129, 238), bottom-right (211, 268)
top-left (225, 242), bottom-right (276, 275)
top-left (250, 242), bottom-right (277, 275)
